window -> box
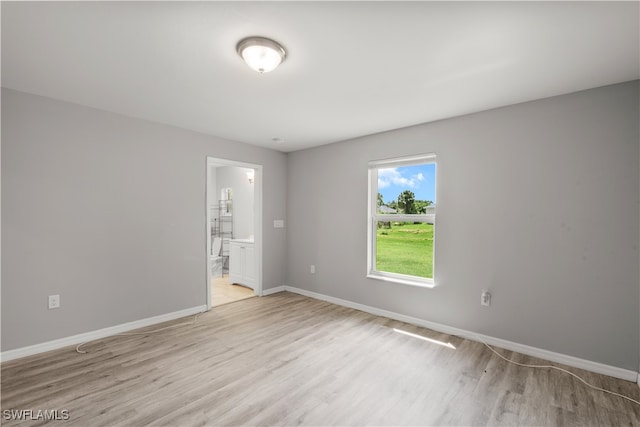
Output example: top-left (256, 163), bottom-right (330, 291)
top-left (367, 154), bottom-right (437, 287)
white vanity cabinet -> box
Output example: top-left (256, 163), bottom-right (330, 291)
top-left (229, 239), bottom-right (256, 290)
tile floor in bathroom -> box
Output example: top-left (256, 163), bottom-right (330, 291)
top-left (211, 274), bottom-right (255, 307)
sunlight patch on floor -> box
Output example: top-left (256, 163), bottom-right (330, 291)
top-left (393, 328), bottom-right (456, 349)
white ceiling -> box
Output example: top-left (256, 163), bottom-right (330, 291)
top-left (2, 2), bottom-right (638, 152)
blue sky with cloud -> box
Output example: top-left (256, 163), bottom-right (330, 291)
top-left (378, 164), bottom-right (436, 204)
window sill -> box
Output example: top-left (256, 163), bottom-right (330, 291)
top-left (366, 274), bottom-right (436, 289)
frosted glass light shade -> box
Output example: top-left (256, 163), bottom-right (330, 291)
top-left (237, 37), bottom-right (286, 73)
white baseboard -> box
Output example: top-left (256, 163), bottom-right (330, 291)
top-left (262, 285), bottom-right (285, 296)
top-left (1, 305), bottom-right (207, 363)
top-left (282, 286), bottom-right (638, 383)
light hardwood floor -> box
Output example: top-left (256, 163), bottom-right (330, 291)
top-left (2, 292), bottom-right (639, 426)
top-left (211, 274), bottom-right (254, 307)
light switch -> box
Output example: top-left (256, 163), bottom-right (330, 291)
top-left (274, 220), bottom-right (284, 228)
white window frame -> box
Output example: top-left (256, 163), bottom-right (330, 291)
top-left (367, 153), bottom-right (437, 288)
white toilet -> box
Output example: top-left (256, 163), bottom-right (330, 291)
top-left (210, 237), bottom-right (224, 277)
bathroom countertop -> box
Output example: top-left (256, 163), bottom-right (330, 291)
top-left (230, 238), bottom-right (255, 244)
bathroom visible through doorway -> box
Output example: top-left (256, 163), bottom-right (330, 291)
top-left (206, 157), bottom-right (263, 309)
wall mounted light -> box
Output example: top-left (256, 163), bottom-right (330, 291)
top-left (247, 170), bottom-right (255, 184)
top-left (236, 36), bottom-right (286, 73)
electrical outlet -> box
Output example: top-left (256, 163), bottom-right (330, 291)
top-left (48, 294), bottom-right (60, 309)
top-left (481, 291), bottom-right (491, 307)
top-left (310, 265), bottom-right (315, 274)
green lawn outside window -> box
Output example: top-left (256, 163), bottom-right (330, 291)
top-left (376, 222), bottom-right (433, 279)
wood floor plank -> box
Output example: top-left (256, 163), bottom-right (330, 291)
top-left (2, 292), bottom-right (639, 426)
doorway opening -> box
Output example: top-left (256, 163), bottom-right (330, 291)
top-left (206, 157), bottom-right (263, 309)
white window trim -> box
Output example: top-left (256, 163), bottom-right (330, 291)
top-left (367, 153), bottom-right (436, 288)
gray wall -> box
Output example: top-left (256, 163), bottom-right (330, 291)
top-left (286, 81), bottom-right (639, 370)
top-left (216, 166), bottom-right (255, 240)
top-left (1, 88), bottom-right (287, 351)
top-left (207, 164), bottom-right (217, 215)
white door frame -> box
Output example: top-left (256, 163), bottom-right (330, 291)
top-left (206, 157), bottom-right (263, 310)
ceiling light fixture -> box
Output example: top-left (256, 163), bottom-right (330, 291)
top-left (236, 36), bottom-right (286, 73)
